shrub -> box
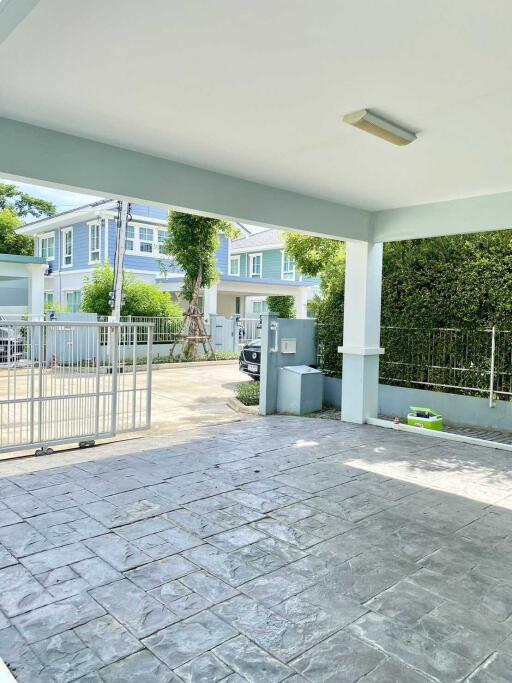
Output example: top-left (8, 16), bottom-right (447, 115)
top-left (267, 295), bottom-right (295, 319)
top-left (81, 263), bottom-right (182, 319)
top-left (236, 381), bottom-right (260, 406)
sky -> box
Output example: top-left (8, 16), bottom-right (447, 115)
top-left (0, 178), bottom-right (266, 232)
top-left (0, 178), bottom-right (101, 214)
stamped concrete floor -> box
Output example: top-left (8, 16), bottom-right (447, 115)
top-left (1, 417), bottom-right (512, 682)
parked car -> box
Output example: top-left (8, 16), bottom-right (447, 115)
top-left (239, 338), bottom-right (261, 380)
top-left (0, 325), bottom-right (24, 362)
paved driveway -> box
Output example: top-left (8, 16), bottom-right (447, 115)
top-left (1, 416), bottom-right (512, 681)
top-left (148, 361), bottom-right (251, 435)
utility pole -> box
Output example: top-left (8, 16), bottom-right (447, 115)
top-left (109, 200), bottom-right (131, 436)
top-left (110, 200), bottom-right (130, 322)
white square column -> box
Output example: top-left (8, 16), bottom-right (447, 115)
top-left (203, 284), bottom-right (218, 321)
top-left (28, 264), bottom-right (46, 319)
top-left (294, 287), bottom-right (309, 319)
top-left (340, 240), bottom-right (384, 424)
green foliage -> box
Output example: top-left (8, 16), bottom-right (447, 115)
top-left (267, 295), bottom-right (295, 319)
top-left (0, 183), bottom-right (56, 219)
top-left (0, 183), bottom-right (56, 256)
top-left (0, 209), bottom-right (34, 256)
top-left (288, 229), bottom-right (512, 390)
top-left (236, 381), bottom-right (260, 406)
top-left (284, 232), bottom-right (345, 296)
top-left (381, 233), bottom-right (512, 328)
top-left (165, 212), bottom-right (240, 303)
top-left (81, 263), bottom-right (182, 318)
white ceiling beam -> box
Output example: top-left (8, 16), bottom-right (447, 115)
top-left (0, 0), bottom-right (39, 44)
top-left (0, 117), bottom-right (372, 243)
top-left (373, 191), bottom-right (512, 242)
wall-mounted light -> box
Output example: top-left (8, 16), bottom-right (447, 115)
top-left (342, 109), bottom-right (416, 146)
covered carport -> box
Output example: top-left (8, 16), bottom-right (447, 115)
top-left (2, 4), bottom-right (512, 679)
top-left (2, 1), bottom-right (512, 431)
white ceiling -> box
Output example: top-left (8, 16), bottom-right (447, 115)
top-left (2, 0), bottom-right (512, 211)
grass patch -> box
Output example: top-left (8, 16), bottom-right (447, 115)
top-left (236, 381), bottom-right (260, 406)
top-left (125, 351), bottom-right (240, 365)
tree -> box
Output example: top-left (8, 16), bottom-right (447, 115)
top-left (0, 183), bottom-right (56, 218)
top-left (284, 232), bottom-right (345, 297)
top-left (81, 263), bottom-right (182, 318)
top-left (164, 211), bottom-right (240, 359)
top-left (267, 295), bottom-right (295, 318)
top-left (0, 209), bottom-right (33, 256)
top-left (285, 228), bottom-right (512, 381)
top-left (0, 183), bottom-right (56, 256)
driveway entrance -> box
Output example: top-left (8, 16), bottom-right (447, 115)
top-left (149, 361), bottom-right (251, 435)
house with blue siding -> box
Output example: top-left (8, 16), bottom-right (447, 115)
top-left (16, 200), bottom-right (319, 318)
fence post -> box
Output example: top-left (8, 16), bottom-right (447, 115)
top-left (110, 324), bottom-right (119, 436)
top-left (146, 324), bottom-right (153, 429)
top-left (231, 316), bottom-right (239, 352)
top-left (489, 325), bottom-right (496, 408)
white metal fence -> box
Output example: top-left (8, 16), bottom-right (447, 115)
top-left (316, 324), bottom-right (512, 404)
top-left (236, 317), bottom-right (261, 345)
top-left (0, 320), bottom-right (153, 454)
top-left (379, 327), bottom-right (512, 404)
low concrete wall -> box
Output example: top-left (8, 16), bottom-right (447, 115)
top-left (323, 376), bottom-right (512, 431)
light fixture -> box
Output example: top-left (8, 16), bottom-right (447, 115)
top-left (342, 109), bottom-right (416, 146)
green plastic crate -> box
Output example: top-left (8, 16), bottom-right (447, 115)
top-left (407, 406), bottom-right (443, 431)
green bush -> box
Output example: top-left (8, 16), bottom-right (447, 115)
top-left (267, 295), bottom-right (295, 318)
top-left (236, 381), bottom-right (260, 406)
top-left (81, 263), bottom-right (183, 319)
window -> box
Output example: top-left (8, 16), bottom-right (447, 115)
top-left (126, 225), bottom-right (135, 251)
top-left (282, 252), bottom-right (295, 280)
top-left (43, 292), bottom-right (54, 309)
top-left (62, 228), bottom-right (73, 267)
top-left (249, 253), bottom-right (262, 278)
top-left (89, 222), bottom-right (100, 263)
top-left (229, 255), bottom-right (240, 276)
top-left (40, 234), bottom-right (55, 260)
top-left (157, 230), bottom-right (167, 254)
top-left (139, 227), bottom-right (153, 253)
top-left (65, 290), bottom-right (81, 313)
top-left (252, 299), bottom-right (268, 313)
top-left (235, 296), bottom-right (241, 315)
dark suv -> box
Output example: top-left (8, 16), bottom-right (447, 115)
top-left (239, 338), bottom-right (261, 380)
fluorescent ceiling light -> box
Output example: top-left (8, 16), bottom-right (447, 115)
top-left (343, 109), bottom-right (417, 146)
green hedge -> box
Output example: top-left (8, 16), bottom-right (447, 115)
top-left (316, 231), bottom-right (512, 396)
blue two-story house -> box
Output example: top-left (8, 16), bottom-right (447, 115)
top-left (16, 199), bottom-right (319, 319)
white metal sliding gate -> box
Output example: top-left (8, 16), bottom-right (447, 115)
top-left (0, 320), bottom-right (153, 454)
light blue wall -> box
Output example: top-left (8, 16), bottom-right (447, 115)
top-left (31, 204), bottom-right (316, 287)
top-left (130, 203), bottom-right (167, 221)
top-left (232, 248), bottom-right (319, 285)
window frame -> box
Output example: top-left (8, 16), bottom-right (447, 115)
top-left (252, 298), bottom-right (268, 314)
top-left (61, 227), bottom-right (73, 268)
top-left (125, 224), bottom-right (135, 252)
top-left (281, 250), bottom-right (295, 281)
top-left (39, 232), bottom-right (55, 261)
top-left (229, 255), bottom-right (240, 276)
top-left (138, 226), bottom-right (154, 254)
top-left (249, 252), bottom-right (263, 278)
top-left (64, 289), bottom-right (81, 313)
top-left (88, 221), bottom-right (101, 264)
top-left (43, 291), bottom-right (54, 309)
top-left (157, 229), bottom-right (167, 254)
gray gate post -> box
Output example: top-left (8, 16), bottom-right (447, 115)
top-left (259, 312), bottom-right (279, 415)
top-left (230, 316), bottom-right (239, 353)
